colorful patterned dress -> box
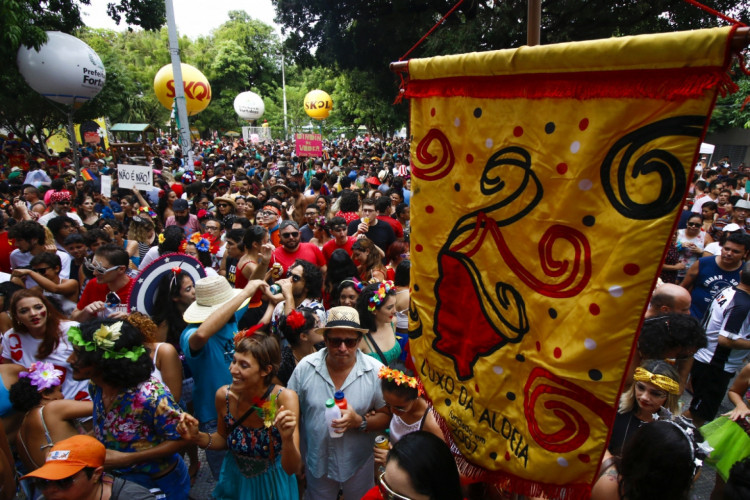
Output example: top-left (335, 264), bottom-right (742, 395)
top-left (213, 388), bottom-right (298, 500)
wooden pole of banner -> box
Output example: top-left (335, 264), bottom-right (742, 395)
top-left (390, 27), bottom-right (750, 74)
top-left (527, 0), bottom-right (541, 47)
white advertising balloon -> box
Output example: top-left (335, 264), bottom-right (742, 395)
top-left (234, 91), bottom-right (265, 121)
top-left (17, 31), bottom-right (106, 108)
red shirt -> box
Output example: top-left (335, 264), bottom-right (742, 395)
top-left (272, 243), bottom-right (326, 274)
top-left (322, 236), bottom-right (357, 262)
top-left (77, 277), bottom-right (135, 317)
top-left (378, 215), bottom-right (403, 239)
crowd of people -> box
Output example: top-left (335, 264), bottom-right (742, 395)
top-left (0, 135), bottom-right (749, 500)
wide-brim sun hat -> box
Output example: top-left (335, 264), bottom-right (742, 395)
top-left (183, 275), bottom-right (250, 324)
top-left (315, 306), bottom-right (368, 335)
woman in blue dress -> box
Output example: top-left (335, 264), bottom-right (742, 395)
top-left (178, 330), bottom-right (300, 499)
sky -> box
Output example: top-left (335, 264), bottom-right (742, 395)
top-left (80, 0), bottom-right (282, 39)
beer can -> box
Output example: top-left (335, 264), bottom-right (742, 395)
top-left (375, 434), bottom-right (390, 450)
top-left (270, 284), bottom-right (282, 295)
top-left (272, 263), bottom-right (283, 279)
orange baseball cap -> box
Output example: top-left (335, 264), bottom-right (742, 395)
top-left (21, 435), bottom-right (105, 480)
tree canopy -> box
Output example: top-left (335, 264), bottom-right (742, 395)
top-left (273, 0), bottom-right (750, 132)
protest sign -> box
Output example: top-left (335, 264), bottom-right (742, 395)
top-left (117, 164), bottom-right (153, 190)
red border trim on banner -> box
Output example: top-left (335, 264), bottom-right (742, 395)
top-left (404, 66), bottom-right (736, 101)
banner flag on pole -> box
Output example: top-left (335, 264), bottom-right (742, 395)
top-left (405, 26), bottom-right (736, 498)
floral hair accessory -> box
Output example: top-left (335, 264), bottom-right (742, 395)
top-left (285, 310), bottom-right (306, 330)
top-left (157, 233), bottom-right (165, 244)
top-left (368, 280), bottom-right (394, 312)
top-left (633, 367), bottom-right (680, 395)
top-left (67, 324), bottom-right (147, 362)
top-left (202, 233), bottom-right (221, 255)
top-left (19, 361), bottom-right (63, 391)
top-left (378, 366), bottom-right (422, 393)
top-left (232, 323), bottom-right (265, 346)
top-left (138, 206), bottom-right (156, 218)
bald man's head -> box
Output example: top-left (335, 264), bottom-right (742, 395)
top-left (647, 283), bottom-right (692, 317)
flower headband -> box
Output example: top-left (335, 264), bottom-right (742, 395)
top-left (138, 206), bottom-right (157, 218)
top-left (633, 367), bottom-right (680, 395)
top-left (368, 280), bottom-right (394, 312)
top-left (20, 361), bottom-right (63, 391)
top-left (67, 322), bottom-right (147, 361)
top-left (378, 366), bottom-right (423, 394)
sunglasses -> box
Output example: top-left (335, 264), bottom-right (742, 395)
top-left (32, 267), bottom-right (51, 274)
top-left (286, 270), bottom-right (303, 282)
top-left (280, 232), bottom-right (300, 239)
top-left (378, 471), bottom-right (412, 500)
top-left (635, 381), bottom-right (668, 400)
top-left (325, 336), bottom-right (360, 348)
top-left (216, 203), bottom-right (229, 208)
top-left (84, 258), bottom-right (120, 274)
top-left (56, 201), bottom-right (71, 205)
top-left (33, 471), bottom-right (83, 491)
top-left (686, 222), bottom-right (702, 228)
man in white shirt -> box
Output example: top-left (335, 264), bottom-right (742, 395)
top-left (37, 191), bottom-right (83, 227)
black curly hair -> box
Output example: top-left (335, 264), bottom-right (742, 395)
top-left (70, 318), bottom-right (153, 389)
top-left (9, 376), bottom-right (53, 413)
top-left (638, 313), bottom-right (707, 360)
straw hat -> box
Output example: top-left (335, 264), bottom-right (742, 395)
top-left (213, 196), bottom-right (237, 209)
top-left (315, 306), bottom-right (368, 335)
top-left (183, 275), bottom-right (250, 324)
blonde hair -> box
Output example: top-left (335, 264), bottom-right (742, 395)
top-left (619, 359), bottom-right (680, 414)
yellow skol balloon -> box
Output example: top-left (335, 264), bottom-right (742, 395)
top-left (304, 89), bottom-right (333, 120)
top-left (153, 63), bottom-right (212, 116)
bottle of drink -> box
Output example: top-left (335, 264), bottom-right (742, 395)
top-left (334, 390), bottom-right (348, 410)
top-left (325, 398), bottom-right (342, 438)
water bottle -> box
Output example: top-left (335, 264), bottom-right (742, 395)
top-left (334, 390), bottom-right (348, 410)
top-left (325, 398), bottom-right (342, 438)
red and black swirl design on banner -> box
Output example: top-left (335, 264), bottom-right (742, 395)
top-left (524, 367), bottom-right (614, 453)
top-left (412, 128), bottom-right (455, 181)
top-left (432, 144), bottom-right (592, 379)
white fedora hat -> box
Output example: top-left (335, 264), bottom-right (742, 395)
top-left (183, 275), bottom-right (250, 324)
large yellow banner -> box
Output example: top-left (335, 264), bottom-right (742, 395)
top-left (406, 27), bottom-right (735, 498)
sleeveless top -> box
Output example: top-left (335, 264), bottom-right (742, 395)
top-left (690, 256), bottom-right (741, 319)
top-left (137, 241), bottom-right (151, 260)
top-left (234, 260), bottom-right (252, 289)
top-left (364, 332), bottom-right (402, 366)
top-left (389, 408), bottom-right (429, 443)
top-left (224, 387), bottom-right (284, 478)
top-left (150, 343), bottom-right (164, 386)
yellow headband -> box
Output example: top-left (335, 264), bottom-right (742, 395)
top-left (633, 367), bottom-right (680, 395)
